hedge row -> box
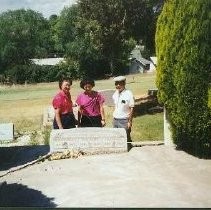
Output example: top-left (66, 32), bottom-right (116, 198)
top-left (156, 0), bottom-right (211, 158)
top-left (4, 62), bottom-right (79, 84)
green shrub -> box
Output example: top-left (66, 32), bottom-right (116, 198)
top-left (156, 0), bottom-right (211, 158)
top-left (5, 62), bottom-right (81, 84)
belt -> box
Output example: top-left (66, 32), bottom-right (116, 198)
top-left (114, 118), bottom-right (128, 120)
top-left (61, 112), bottom-right (73, 116)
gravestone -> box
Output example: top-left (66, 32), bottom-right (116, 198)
top-left (50, 127), bottom-right (127, 154)
top-left (0, 123), bottom-right (14, 142)
top-left (99, 89), bottom-right (115, 106)
top-left (43, 106), bottom-right (55, 127)
top-left (43, 106), bottom-right (78, 127)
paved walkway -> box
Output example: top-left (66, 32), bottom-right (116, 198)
top-left (0, 145), bottom-right (211, 208)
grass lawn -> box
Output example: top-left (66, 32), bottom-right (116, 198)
top-left (0, 73), bottom-right (164, 142)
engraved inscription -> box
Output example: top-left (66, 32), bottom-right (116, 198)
top-left (50, 127), bottom-right (127, 154)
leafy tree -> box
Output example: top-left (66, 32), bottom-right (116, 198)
top-left (76, 0), bottom-right (163, 75)
top-left (54, 4), bottom-right (119, 78)
top-left (156, 0), bottom-right (211, 157)
top-left (48, 14), bottom-right (61, 57)
top-left (123, 0), bottom-right (164, 55)
top-left (53, 5), bottom-right (80, 54)
top-left (0, 9), bottom-right (49, 77)
top-left (54, 1), bottom-right (164, 78)
top-left (75, 0), bottom-right (136, 75)
top-left (65, 17), bottom-right (105, 78)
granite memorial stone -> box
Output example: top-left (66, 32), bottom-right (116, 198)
top-left (50, 127), bottom-right (127, 154)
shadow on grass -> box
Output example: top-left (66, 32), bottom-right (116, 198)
top-left (0, 181), bottom-right (56, 207)
top-left (0, 145), bottom-right (50, 171)
top-left (134, 98), bottom-right (163, 117)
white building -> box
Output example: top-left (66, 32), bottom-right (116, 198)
top-left (129, 45), bottom-right (153, 74)
top-left (149, 56), bottom-right (157, 72)
top-left (31, 57), bottom-right (65, 66)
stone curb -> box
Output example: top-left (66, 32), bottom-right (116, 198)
top-left (131, 141), bottom-right (164, 147)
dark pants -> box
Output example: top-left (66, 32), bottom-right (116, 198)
top-left (113, 118), bottom-right (131, 142)
top-left (53, 112), bottom-right (76, 129)
top-left (80, 115), bottom-right (102, 127)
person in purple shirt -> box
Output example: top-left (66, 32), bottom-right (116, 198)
top-left (76, 78), bottom-right (106, 127)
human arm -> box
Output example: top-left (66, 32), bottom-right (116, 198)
top-left (77, 106), bottom-right (82, 126)
top-left (98, 93), bottom-right (106, 127)
top-left (127, 91), bottom-right (135, 129)
top-left (55, 108), bottom-right (63, 129)
top-left (127, 107), bottom-right (134, 129)
top-left (52, 94), bottom-right (63, 129)
top-left (100, 104), bottom-right (106, 127)
top-left (75, 95), bottom-right (82, 126)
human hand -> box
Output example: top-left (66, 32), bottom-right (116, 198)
top-left (72, 103), bottom-right (77, 107)
top-left (101, 119), bottom-right (106, 127)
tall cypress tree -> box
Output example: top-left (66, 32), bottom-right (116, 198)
top-left (156, 0), bottom-right (211, 158)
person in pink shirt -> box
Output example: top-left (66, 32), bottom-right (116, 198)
top-left (76, 78), bottom-right (106, 127)
top-left (52, 76), bottom-right (76, 129)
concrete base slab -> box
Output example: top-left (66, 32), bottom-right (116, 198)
top-left (0, 146), bottom-right (211, 208)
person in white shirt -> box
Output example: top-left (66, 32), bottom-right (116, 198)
top-left (112, 76), bottom-right (135, 144)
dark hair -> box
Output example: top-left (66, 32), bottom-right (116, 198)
top-left (80, 78), bottom-right (95, 89)
top-left (59, 76), bottom-right (72, 89)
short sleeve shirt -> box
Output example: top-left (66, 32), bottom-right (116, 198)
top-left (112, 89), bottom-right (135, 119)
top-left (52, 91), bottom-right (73, 114)
top-left (76, 91), bottom-right (105, 116)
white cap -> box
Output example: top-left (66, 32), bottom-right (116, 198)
top-left (113, 76), bottom-right (126, 82)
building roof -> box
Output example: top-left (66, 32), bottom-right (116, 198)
top-left (138, 57), bottom-right (151, 65)
top-left (31, 58), bottom-right (65, 66)
top-left (129, 45), bottom-right (143, 61)
top-left (129, 45), bottom-right (151, 66)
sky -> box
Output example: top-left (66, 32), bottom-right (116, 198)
top-left (0, 0), bottom-right (77, 18)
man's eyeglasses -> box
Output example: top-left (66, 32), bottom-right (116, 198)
top-left (115, 81), bottom-right (125, 86)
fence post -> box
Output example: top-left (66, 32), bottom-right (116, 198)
top-left (164, 107), bottom-right (175, 146)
